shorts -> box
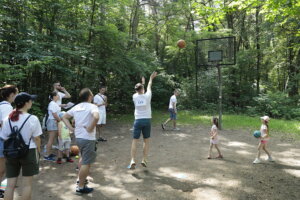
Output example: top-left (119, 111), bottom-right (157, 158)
top-left (97, 112), bottom-right (106, 125)
top-left (210, 138), bottom-right (219, 144)
top-left (0, 139), bottom-right (4, 158)
top-left (76, 138), bottom-right (97, 165)
top-left (260, 140), bottom-right (268, 144)
top-left (133, 119), bottom-right (151, 139)
top-left (58, 139), bottom-right (71, 151)
top-left (46, 119), bottom-right (58, 131)
top-left (6, 149), bottom-right (39, 178)
top-left (169, 109), bottom-right (177, 120)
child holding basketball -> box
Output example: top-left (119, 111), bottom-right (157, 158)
top-left (253, 116), bottom-right (274, 164)
top-left (56, 112), bottom-right (74, 164)
top-left (207, 117), bottom-right (223, 159)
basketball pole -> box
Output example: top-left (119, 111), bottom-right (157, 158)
top-left (216, 63), bottom-right (222, 130)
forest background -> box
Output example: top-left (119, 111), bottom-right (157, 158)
top-left (0, 0), bottom-right (299, 120)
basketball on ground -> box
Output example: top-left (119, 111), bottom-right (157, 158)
top-left (177, 39), bottom-right (186, 48)
top-left (70, 145), bottom-right (80, 156)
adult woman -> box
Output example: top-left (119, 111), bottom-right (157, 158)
top-left (0, 92), bottom-right (42, 200)
top-left (0, 85), bottom-right (18, 198)
top-left (44, 91), bottom-right (61, 161)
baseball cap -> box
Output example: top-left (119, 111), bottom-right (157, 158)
top-left (260, 116), bottom-right (270, 122)
top-left (14, 92), bottom-right (37, 106)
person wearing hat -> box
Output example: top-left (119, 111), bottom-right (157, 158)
top-left (0, 85), bottom-right (18, 198)
top-left (0, 92), bottom-right (42, 200)
top-left (128, 72), bottom-right (157, 170)
top-left (253, 116), bottom-right (274, 164)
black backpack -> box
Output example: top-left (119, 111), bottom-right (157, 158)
top-left (3, 115), bottom-right (32, 159)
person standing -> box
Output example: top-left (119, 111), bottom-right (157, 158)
top-left (93, 86), bottom-right (107, 142)
top-left (128, 72), bottom-right (157, 170)
top-left (0, 92), bottom-right (42, 200)
top-left (161, 89), bottom-right (180, 131)
top-left (0, 85), bottom-right (18, 198)
top-left (62, 88), bottom-right (99, 194)
top-left (53, 81), bottom-right (71, 108)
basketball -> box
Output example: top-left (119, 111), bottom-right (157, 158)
top-left (177, 39), bottom-right (186, 48)
top-left (70, 145), bottom-right (80, 156)
top-left (253, 130), bottom-right (261, 138)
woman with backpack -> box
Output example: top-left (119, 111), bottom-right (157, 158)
top-left (0, 85), bottom-right (18, 198)
top-left (0, 92), bottom-right (42, 200)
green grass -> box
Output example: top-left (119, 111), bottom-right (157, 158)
top-left (111, 110), bottom-right (300, 138)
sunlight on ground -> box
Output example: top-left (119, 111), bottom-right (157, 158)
top-left (158, 167), bottom-right (198, 181)
top-left (283, 169), bottom-right (300, 178)
top-left (225, 141), bottom-right (254, 148)
top-left (277, 143), bottom-right (292, 147)
top-left (201, 178), bottom-right (241, 188)
top-left (277, 158), bottom-right (300, 167)
top-left (235, 150), bottom-right (253, 155)
top-left (191, 187), bottom-right (227, 200)
top-left (100, 186), bottom-right (134, 199)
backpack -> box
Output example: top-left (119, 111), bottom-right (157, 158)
top-left (3, 115), bottom-right (32, 159)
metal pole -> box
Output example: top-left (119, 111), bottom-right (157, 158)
top-left (217, 64), bottom-right (222, 130)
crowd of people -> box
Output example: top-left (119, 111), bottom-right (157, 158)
top-left (0, 71), bottom-right (274, 199)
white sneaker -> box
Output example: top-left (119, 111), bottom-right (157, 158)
top-left (253, 158), bottom-right (261, 164)
top-left (173, 127), bottom-right (180, 131)
top-left (267, 157), bottom-right (274, 162)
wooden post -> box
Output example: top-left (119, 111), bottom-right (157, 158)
top-left (217, 64), bottom-right (222, 130)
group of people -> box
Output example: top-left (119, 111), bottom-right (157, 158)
top-left (0, 71), bottom-right (274, 199)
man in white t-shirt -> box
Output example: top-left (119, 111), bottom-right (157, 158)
top-left (128, 72), bottom-right (157, 170)
top-left (62, 88), bottom-right (99, 195)
top-left (162, 89), bottom-right (180, 131)
top-left (93, 86), bottom-right (107, 142)
top-left (53, 81), bottom-right (71, 107)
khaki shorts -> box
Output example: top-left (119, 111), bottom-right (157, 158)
top-left (6, 149), bottom-right (39, 178)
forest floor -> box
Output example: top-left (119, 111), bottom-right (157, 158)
top-left (10, 122), bottom-right (300, 200)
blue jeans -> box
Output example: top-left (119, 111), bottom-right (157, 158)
top-left (169, 109), bottom-right (177, 120)
top-left (133, 119), bottom-right (151, 139)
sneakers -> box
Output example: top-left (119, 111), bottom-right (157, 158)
top-left (56, 158), bottom-right (62, 164)
top-left (66, 157), bottom-right (74, 163)
top-left (173, 127), bottom-right (180, 131)
top-left (253, 158), bottom-right (261, 164)
top-left (127, 162), bottom-right (136, 170)
top-left (161, 123), bottom-right (165, 130)
top-left (141, 159), bottom-right (147, 168)
top-left (76, 186), bottom-right (94, 195)
top-left (44, 156), bottom-right (56, 161)
top-left (49, 154), bottom-right (56, 158)
top-left (267, 157), bottom-right (274, 162)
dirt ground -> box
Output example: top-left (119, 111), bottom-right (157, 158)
top-left (10, 122), bottom-right (300, 200)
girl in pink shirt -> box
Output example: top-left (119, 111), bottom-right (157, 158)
top-left (207, 117), bottom-right (223, 159)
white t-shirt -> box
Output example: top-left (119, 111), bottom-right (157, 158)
top-left (67, 102), bottom-right (99, 140)
top-left (0, 113), bottom-right (42, 149)
top-left (48, 101), bottom-right (61, 120)
top-left (0, 101), bottom-right (13, 132)
top-left (169, 95), bottom-right (177, 109)
top-left (133, 91), bottom-right (152, 119)
top-left (210, 124), bottom-right (219, 140)
top-left (56, 91), bottom-right (66, 106)
top-left (260, 124), bottom-right (269, 139)
top-left (93, 94), bottom-right (106, 113)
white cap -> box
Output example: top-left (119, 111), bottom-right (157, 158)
top-left (260, 116), bottom-right (270, 122)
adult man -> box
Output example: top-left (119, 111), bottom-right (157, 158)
top-left (62, 88), bottom-right (99, 194)
top-left (128, 72), bottom-right (157, 170)
top-left (53, 81), bottom-right (71, 107)
top-left (93, 86), bottom-right (107, 142)
top-left (162, 89), bottom-right (180, 131)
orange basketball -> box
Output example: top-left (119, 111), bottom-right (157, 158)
top-left (70, 145), bottom-right (80, 156)
top-left (177, 39), bottom-right (186, 48)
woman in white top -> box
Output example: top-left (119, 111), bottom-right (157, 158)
top-left (44, 91), bottom-right (61, 161)
top-left (0, 85), bottom-right (18, 198)
top-left (1, 92), bottom-right (42, 200)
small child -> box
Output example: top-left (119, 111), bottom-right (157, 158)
top-left (253, 116), bottom-right (274, 164)
top-left (208, 117), bottom-right (223, 159)
top-left (56, 112), bottom-right (74, 164)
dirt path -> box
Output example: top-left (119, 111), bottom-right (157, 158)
top-left (12, 122), bottom-right (300, 200)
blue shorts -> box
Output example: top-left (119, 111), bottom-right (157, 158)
top-left (0, 139), bottom-right (4, 158)
top-left (133, 119), bottom-right (151, 139)
top-left (169, 109), bottom-right (177, 120)
top-left (46, 119), bottom-right (58, 131)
